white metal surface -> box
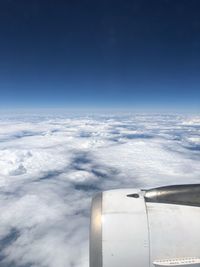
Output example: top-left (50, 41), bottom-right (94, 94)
top-left (102, 189), bottom-right (149, 267)
top-left (90, 186), bottom-right (200, 267)
top-left (147, 203), bottom-right (200, 267)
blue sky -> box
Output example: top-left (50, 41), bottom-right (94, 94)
top-left (0, 0), bottom-right (200, 111)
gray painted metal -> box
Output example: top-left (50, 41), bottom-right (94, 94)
top-left (90, 192), bottom-right (102, 267)
top-left (144, 184), bottom-right (200, 207)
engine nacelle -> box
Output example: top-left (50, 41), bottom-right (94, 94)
top-left (90, 184), bottom-right (200, 267)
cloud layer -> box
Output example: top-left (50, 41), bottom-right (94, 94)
top-left (0, 113), bottom-right (199, 267)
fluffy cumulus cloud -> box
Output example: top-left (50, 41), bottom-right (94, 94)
top-left (0, 112), bottom-right (199, 267)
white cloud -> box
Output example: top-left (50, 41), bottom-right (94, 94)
top-left (0, 113), bottom-right (199, 267)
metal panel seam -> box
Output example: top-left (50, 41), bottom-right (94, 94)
top-left (144, 197), bottom-right (151, 267)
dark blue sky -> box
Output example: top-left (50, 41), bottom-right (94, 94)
top-left (0, 0), bottom-right (200, 110)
